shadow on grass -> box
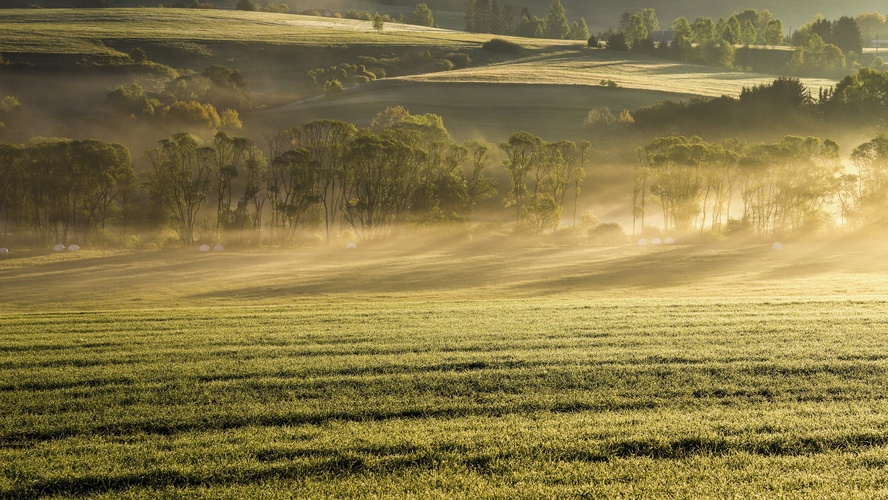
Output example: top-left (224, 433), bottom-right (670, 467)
top-left (6, 432), bottom-right (888, 498)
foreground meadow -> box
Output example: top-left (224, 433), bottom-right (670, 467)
top-left (2, 239), bottom-right (888, 497)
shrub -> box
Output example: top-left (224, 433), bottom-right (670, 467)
top-left (344, 9), bottom-right (371, 21)
top-left (588, 222), bottom-right (627, 245)
top-left (482, 38), bottom-right (523, 53)
top-left (607, 32), bottom-right (628, 51)
top-left (162, 100), bottom-right (221, 129)
top-left (235, 0), bottom-right (255, 11)
top-left (444, 52), bottom-right (472, 68)
top-left (129, 48), bottom-right (147, 63)
top-left (324, 79), bottom-right (344, 94)
top-left (587, 35), bottom-right (599, 47)
top-left (219, 108), bottom-right (242, 130)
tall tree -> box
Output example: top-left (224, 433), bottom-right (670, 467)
top-left (292, 120), bottom-right (357, 244)
top-left (489, 0), bottom-right (502, 34)
top-left (0, 143), bottom-right (21, 235)
top-left (474, 0), bottom-right (490, 34)
top-left (464, 0), bottom-right (477, 32)
top-left (500, 131), bottom-right (543, 222)
top-left (145, 132), bottom-right (213, 245)
top-left (764, 19), bottom-right (785, 46)
top-left (544, 0), bottom-right (569, 39)
top-left (501, 4), bottom-right (514, 35)
top-left (856, 12), bottom-right (885, 47)
top-left (621, 12), bottom-right (648, 48)
top-left (412, 3), bottom-right (435, 27)
top-left (342, 132), bottom-right (425, 240)
top-left (691, 17), bottom-right (716, 44)
top-left (372, 13), bottom-right (384, 34)
top-left (851, 134), bottom-right (888, 226)
top-left (672, 17), bottom-right (693, 57)
top-left (640, 8), bottom-right (658, 35)
top-left (70, 140), bottom-right (133, 242)
top-left (832, 16), bottom-right (863, 55)
top-left (569, 18), bottom-right (589, 40)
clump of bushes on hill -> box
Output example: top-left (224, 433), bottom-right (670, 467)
top-left (307, 50), bottom-right (471, 93)
top-left (76, 47), bottom-right (178, 78)
top-left (481, 38), bottom-right (523, 54)
top-left (107, 63), bottom-right (251, 131)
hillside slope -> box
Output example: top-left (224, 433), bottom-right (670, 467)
top-left (101, 0), bottom-right (885, 35)
top-left (0, 9), bottom-right (840, 145)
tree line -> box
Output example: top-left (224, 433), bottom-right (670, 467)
top-left (465, 0), bottom-right (589, 41)
top-left (608, 8), bottom-right (871, 77)
top-left (0, 108), bottom-right (596, 247)
top-left (624, 71), bottom-right (888, 136)
top-left (634, 133), bottom-right (888, 238)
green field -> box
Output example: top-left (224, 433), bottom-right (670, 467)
top-left (3, 240), bottom-right (888, 497)
top-left (0, 9), bottom-right (516, 55)
top-left (2, 9), bottom-right (886, 495)
top-left (400, 48), bottom-right (838, 98)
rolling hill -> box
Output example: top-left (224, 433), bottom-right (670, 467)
top-left (92, 0), bottom-right (888, 36)
top-left (0, 8), bottom-right (840, 146)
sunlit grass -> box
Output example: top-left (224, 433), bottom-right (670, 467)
top-left (0, 8), bottom-right (564, 55)
top-left (402, 48), bottom-right (838, 98)
top-left (3, 296), bottom-right (888, 496)
top-left (2, 240), bottom-right (888, 495)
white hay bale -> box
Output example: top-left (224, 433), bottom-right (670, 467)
top-left (213, 244), bottom-right (224, 252)
top-left (637, 238), bottom-right (648, 246)
top-left (772, 242), bottom-right (783, 251)
top-left (664, 237), bottom-right (675, 245)
top-left (199, 244), bottom-right (210, 252)
top-left (53, 243), bottom-right (65, 252)
top-left (0, 247), bottom-right (8, 255)
top-left (651, 238), bottom-right (662, 245)
top-left (346, 242), bottom-right (357, 250)
top-left (67, 244), bottom-right (80, 251)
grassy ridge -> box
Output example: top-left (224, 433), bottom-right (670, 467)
top-left (400, 48), bottom-right (838, 98)
top-left (0, 8), bottom-right (558, 56)
top-left (4, 240), bottom-right (888, 311)
top-left (3, 298), bottom-right (888, 497)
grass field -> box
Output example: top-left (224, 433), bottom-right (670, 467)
top-left (0, 8), bottom-right (562, 56)
top-left (259, 80), bottom-right (698, 142)
top-left (400, 49), bottom-right (838, 99)
top-left (3, 238), bottom-right (888, 497)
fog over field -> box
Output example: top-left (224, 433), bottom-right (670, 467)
top-left (4, 3), bottom-right (888, 497)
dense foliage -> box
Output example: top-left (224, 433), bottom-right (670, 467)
top-left (633, 72), bottom-right (888, 134)
top-left (634, 135), bottom-right (842, 237)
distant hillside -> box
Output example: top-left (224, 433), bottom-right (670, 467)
top-left (63, 0), bottom-right (888, 34)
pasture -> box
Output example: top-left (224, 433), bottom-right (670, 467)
top-left (3, 239), bottom-right (888, 497)
top-left (0, 9), bottom-right (564, 57)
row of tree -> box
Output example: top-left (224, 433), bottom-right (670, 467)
top-left (0, 108), bottom-right (601, 246)
top-left (634, 134), bottom-right (888, 237)
top-left (465, 0), bottom-right (589, 40)
top-left (0, 139), bottom-right (134, 244)
top-left (626, 71), bottom-right (888, 136)
top-left (792, 16), bottom-right (863, 56)
top-left (607, 9), bottom-right (786, 71)
top-left (610, 9), bottom-right (865, 77)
